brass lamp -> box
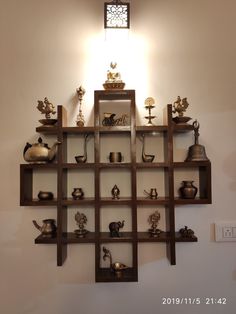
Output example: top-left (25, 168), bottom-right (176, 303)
top-left (104, 0), bottom-right (130, 29)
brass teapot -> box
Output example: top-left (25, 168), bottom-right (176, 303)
top-left (33, 219), bottom-right (57, 237)
top-left (23, 137), bottom-right (61, 163)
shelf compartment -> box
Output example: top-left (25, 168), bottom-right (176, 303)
top-left (174, 232), bottom-right (198, 242)
top-left (138, 231), bottom-right (171, 242)
top-left (136, 126), bottom-right (168, 133)
top-left (35, 235), bottom-right (57, 244)
top-left (99, 232), bottom-right (134, 242)
top-left (62, 232), bottom-right (96, 243)
top-left (62, 198), bottom-right (95, 206)
top-left (96, 267), bottom-right (137, 282)
top-left (136, 197), bottom-right (169, 205)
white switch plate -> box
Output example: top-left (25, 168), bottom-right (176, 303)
top-left (215, 222), bottom-right (236, 242)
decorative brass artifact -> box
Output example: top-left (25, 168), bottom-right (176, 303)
top-left (37, 97), bottom-right (57, 126)
top-left (144, 97), bottom-right (156, 126)
top-left (71, 188), bottom-right (84, 200)
top-left (139, 134), bottom-right (155, 162)
top-left (33, 219), bottom-right (57, 237)
top-left (76, 86), bottom-right (86, 127)
top-left (148, 211), bottom-right (162, 237)
top-left (172, 96), bottom-right (191, 124)
top-left (185, 120), bottom-right (209, 161)
top-left (23, 137), bottom-right (61, 164)
top-left (179, 181), bottom-right (198, 199)
top-left (102, 113), bottom-right (129, 126)
top-left (109, 220), bottom-right (124, 237)
top-left (109, 152), bottom-right (123, 163)
top-left (144, 188), bottom-right (158, 199)
top-left (38, 191), bottom-right (54, 201)
top-left (102, 246), bottom-right (129, 276)
top-left (74, 211), bottom-right (89, 237)
top-left (75, 134), bottom-right (91, 163)
top-left (179, 226), bottom-right (195, 238)
top-left (111, 184), bottom-right (120, 199)
top-left (103, 62), bottom-right (125, 90)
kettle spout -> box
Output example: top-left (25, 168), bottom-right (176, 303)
top-left (48, 141), bottom-right (61, 161)
top-left (32, 220), bottom-right (42, 231)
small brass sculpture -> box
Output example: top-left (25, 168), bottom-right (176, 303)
top-left (102, 246), bottom-right (129, 276)
top-left (37, 97), bottom-right (57, 126)
top-left (103, 62), bottom-right (125, 90)
top-left (185, 120), bottom-right (209, 161)
top-left (74, 211), bottom-right (89, 237)
top-left (172, 96), bottom-right (191, 124)
top-left (179, 226), bottom-right (195, 238)
top-left (102, 113), bottom-right (129, 126)
top-left (109, 220), bottom-right (124, 237)
top-left (144, 188), bottom-right (158, 199)
top-left (144, 97), bottom-right (156, 126)
top-left (111, 184), bottom-right (120, 199)
top-left (76, 86), bottom-right (86, 127)
top-left (148, 211), bottom-right (162, 237)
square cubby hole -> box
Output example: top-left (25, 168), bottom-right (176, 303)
top-left (100, 206), bottom-right (132, 233)
top-left (33, 169), bottom-right (57, 201)
top-left (100, 168), bottom-right (131, 199)
top-left (137, 169), bottom-right (166, 199)
top-left (136, 133), bottom-right (165, 163)
top-left (99, 243), bottom-right (133, 269)
top-left (67, 169), bottom-right (94, 199)
top-left (66, 134), bottom-right (94, 164)
top-left (68, 206), bottom-right (95, 233)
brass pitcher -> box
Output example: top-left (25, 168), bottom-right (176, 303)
top-left (33, 219), bottom-right (57, 237)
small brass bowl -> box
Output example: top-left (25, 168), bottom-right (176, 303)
top-left (38, 191), bottom-right (54, 200)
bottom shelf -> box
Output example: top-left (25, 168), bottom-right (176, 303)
top-left (96, 267), bottom-right (138, 282)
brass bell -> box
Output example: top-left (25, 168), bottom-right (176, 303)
top-left (185, 120), bottom-right (209, 162)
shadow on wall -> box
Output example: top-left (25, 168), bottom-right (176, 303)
top-left (222, 151), bottom-right (236, 191)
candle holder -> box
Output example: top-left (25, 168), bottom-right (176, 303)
top-left (76, 86), bottom-right (86, 127)
top-left (144, 97), bottom-right (156, 126)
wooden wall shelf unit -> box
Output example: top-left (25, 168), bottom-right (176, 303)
top-left (20, 89), bottom-right (212, 282)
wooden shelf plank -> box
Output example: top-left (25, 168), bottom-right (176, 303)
top-left (98, 163), bottom-right (132, 168)
top-left (136, 162), bottom-right (169, 168)
top-left (96, 268), bottom-right (137, 282)
top-left (99, 126), bottom-right (131, 133)
top-left (62, 163), bottom-right (95, 169)
top-left (99, 232), bottom-right (134, 242)
top-left (20, 163), bottom-right (58, 169)
top-left (137, 197), bottom-right (169, 205)
top-left (62, 126), bottom-right (95, 134)
top-left (136, 126), bottom-right (168, 132)
top-left (35, 235), bottom-right (57, 244)
top-left (174, 197), bottom-right (211, 205)
top-left (173, 161), bottom-right (211, 168)
top-left (21, 199), bottom-right (58, 206)
top-left (62, 198), bottom-right (95, 206)
top-left (172, 123), bottom-right (194, 132)
top-left (138, 231), bottom-right (171, 242)
top-left (36, 126), bottom-right (59, 134)
top-left (99, 198), bottom-right (132, 206)
top-left (63, 232), bottom-right (96, 243)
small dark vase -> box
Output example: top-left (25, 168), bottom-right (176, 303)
top-left (179, 181), bottom-right (198, 199)
top-left (71, 188), bottom-right (84, 200)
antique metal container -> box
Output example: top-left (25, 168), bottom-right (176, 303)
top-left (179, 181), bottom-right (198, 199)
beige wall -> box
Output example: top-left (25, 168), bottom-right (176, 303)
top-left (0, 0), bottom-right (236, 313)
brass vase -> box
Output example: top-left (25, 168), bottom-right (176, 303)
top-left (179, 181), bottom-right (198, 199)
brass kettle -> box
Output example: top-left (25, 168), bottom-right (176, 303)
top-left (33, 219), bottom-right (57, 237)
top-left (23, 137), bottom-right (61, 163)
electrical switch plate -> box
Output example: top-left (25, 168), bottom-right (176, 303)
top-left (215, 222), bottom-right (236, 242)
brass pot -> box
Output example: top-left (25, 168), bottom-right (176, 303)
top-left (179, 181), bottom-right (198, 199)
top-left (72, 188), bottom-right (84, 200)
top-left (109, 152), bottom-right (123, 163)
top-left (38, 191), bottom-right (54, 201)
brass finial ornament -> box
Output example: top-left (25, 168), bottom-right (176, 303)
top-left (37, 97), bottom-right (57, 126)
top-left (148, 210), bottom-right (162, 237)
top-left (172, 96), bottom-right (192, 124)
top-left (74, 211), bottom-right (89, 237)
top-left (76, 86), bottom-right (86, 127)
top-left (103, 62), bottom-right (125, 90)
top-left (185, 120), bottom-right (209, 162)
top-left (144, 97), bottom-right (156, 126)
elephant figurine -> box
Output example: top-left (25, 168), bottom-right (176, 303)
top-left (109, 220), bottom-right (125, 237)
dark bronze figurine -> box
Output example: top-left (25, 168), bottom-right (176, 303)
top-left (179, 226), bottom-right (195, 238)
top-left (111, 184), bottom-right (120, 199)
top-left (109, 220), bottom-right (124, 237)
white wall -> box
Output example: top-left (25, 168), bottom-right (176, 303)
top-left (0, 0), bottom-right (236, 313)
